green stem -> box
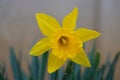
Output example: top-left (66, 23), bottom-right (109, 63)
top-left (61, 61), bottom-right (76, 80)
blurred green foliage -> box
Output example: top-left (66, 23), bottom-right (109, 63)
top-left (0, 42), bottom-right (119, 80)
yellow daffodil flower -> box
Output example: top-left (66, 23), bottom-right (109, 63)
top-left (30, 7), bottom-right (100, 73)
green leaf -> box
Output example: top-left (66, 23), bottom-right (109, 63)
top-left (0, 64), bottom-right (6, 80)
top-left (57, 68), bottom-right (64, 80)
top-left (50, 70), bottom-right (58, 80)
top-left (93, 65), bottom-right (106, 80)
top-left (82, 40), bottom-right (97, 80)
top-left (105, 53), bottom-right (111, 67)
top-left (93, 51), bottom-right (100, 68)
top-left (38, 51), bottom-right (48, 80)
top-left (21, 71), bottom-right (28, 80)
top-left (10, 47), bottom-right (22, 80)
top-left (31, 56), bottom-right (39, 80)
top-left (50, 68), bottom-right (64, 80)
top-left (106, 51), bottom-right (120, 80)
top-left (74, 64), bottom-right (81, 80)
top-left (0, 74), bottom-right (5, 80)
top-left (0, 64), bottom-right (5, 76)
top-left (88, 40), bottom-right (96, 63)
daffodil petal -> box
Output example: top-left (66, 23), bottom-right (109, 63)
top-left (48, 53), bottom-right (66, 73)
top-left (76, 28), bottom-right (101, 43)
top-left (62, 7), bottom-right (78, 30)
top-left (30, 38), bottom-right (50, 56)
top-left (70, 48), bottom-right (91, 67)
top-left (36, 13), bottom-right (61, 37)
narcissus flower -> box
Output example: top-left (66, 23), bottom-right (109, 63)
top-left (30, 7), bottom-right (100, 73)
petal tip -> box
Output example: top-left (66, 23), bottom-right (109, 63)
top-left (73, 6), bottom-right (78, 14)
top-left (96, 31), bottom-right (101, 38)
top-left (47, 67), bottom-right (56, 73)
top-left (98, 32), bottom-right (101, 36)
top-left (29, 52), bottom-right (35, 56)
top-left (74, 6), bottom-right (78, 10)
top-left (35, 13), bottom-right (39, 17)
top-left (88, 63), bottom-right (91, 67)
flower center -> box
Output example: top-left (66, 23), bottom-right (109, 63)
top-left (59, 36), bottom-right (68, 45)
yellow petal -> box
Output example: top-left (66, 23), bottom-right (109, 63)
top-left (36, 13), bottom-right (61, 37)
top-left (70, 48), bottom-right (91, 67)
top-left (30, 38), bottom-right (50, 56)
top-left (62, 7), bottom-right (78, 30)
top-left (76, 28), bottom-right (101, 43)
top-left (48, 53), bottom-right (66, 73)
